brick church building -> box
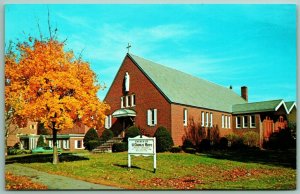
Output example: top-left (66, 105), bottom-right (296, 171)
top-left (104, 53), bottom-right (296, 147)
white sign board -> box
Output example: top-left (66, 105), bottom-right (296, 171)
top-left (128, 135), bottom-right (156, 173)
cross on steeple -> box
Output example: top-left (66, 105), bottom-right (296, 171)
top-left (126, 43), bottom-right (131, 53)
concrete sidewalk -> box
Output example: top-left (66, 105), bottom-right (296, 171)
top-left (6, 163), bottom-right (119, 190)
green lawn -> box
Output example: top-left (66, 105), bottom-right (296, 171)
top-left (5, 150), bottom-right (296, 190)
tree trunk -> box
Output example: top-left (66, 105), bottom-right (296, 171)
top-left (52, 128), bottom-right (59, 164)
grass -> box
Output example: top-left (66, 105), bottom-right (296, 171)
top-left (5, 149), bottom-right (296, 190)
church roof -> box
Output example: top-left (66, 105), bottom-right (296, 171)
top-left (128, 53), bottom-right (247, 113)
top-left (285, 101), bottom-right (296, 113)
top-left (232, 99), bottom-right (288, 114)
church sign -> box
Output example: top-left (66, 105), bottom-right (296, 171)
top-left (128, 135), bottom-right (156, 173)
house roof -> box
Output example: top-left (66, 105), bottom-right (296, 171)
top-left (128, 54), bottom-right (247, 113)
top-left (285, 101), bottom-right (296, 113)
top-left (232, 99), bottom-right (288, 114)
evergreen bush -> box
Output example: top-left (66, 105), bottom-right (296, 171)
top-left (170, 146), bottom-right (182, 153)
top-left (124, 126), bottom-right (141, 142)
top-left (219, 137), bottom-right (228, 149)
top-left (100, 129), bottom-right (114, 142)
top-left (83, 128), bottom-right (99, 151)
top-left (198, 138), bottom-right (211, 152)
top-left (182, 139), bottom-right (195, 151)
top-left (37, 135), bottom-right (47, 147)
top-left (112, 142), bottom-right (128, 152)
top-left (154, 126), bottom-right (174, 152)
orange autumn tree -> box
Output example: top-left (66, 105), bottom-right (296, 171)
top-left (5, 38), bottom-right (109, 164)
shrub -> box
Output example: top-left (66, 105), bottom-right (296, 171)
top-left (170, 146), bottom-right (182, 153)
top-left (219, 137), bottom-right (228, 149)
top-left (198, 139), bottom-right (211, 152)
top-left (88, 140), bottom-right (100, 150)
top-left (100, 129), bottom-right (114, 142)
top-left (225, 133), bottom-right (245, 149)
top-left (37, 135), bottom-right (47, 147)
top-left (182, 139), bottom-right (195, 151)
top-left (154, 126), bottom-right (174, 152)
top-left (185, 148), bottom-right (196, 154)
top-left (83, 128), bottom-right (99, 151)
top-left (124, 126), bottom-right (141, 142)
top-left (112, 142), bottom-right (128, 152)
top-left (242, 131), bottom-right (259, 147)
top-left (267, 129), bottom-right (294, 150)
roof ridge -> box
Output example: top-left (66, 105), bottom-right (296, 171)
top-left (128, 53), bottom-right (236, 93)
top-left (233, 99), bottom-right (284, 106)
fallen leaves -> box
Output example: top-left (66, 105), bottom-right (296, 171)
top-left (138, 175), bottom-right (203, 189)
top-left (5, 172), bottom-right (48, 190)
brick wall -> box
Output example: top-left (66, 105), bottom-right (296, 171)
top-left (171, 104), bottom-right (234, 146)
top-left (104, 55), bottom-right (171, 137)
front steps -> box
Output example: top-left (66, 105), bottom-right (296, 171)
top-left (92, 137), bottom-right (123, 153)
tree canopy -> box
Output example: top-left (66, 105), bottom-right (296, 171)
top-left (5, 37), bottom-right (110, 162)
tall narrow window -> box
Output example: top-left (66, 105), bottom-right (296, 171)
top-left (105, 116), bottom-right (109, 129)
top-left (125, 96), bottom-right (130, 107)
top-left (210, 113), bottom-right (213, 127)
top-left (250, 115), bottom-right (256, 128)
top-left (201, 112), bottom-right (205, 127)
top-left (236, 117), bottom-right (241, 128)
top-left (225, 115), bottom-right (228, 128)
top-left (222, 115), bottom-right (225, 128)
top-left (206, 112), bottom-right (209, 127)
top-left (108, 115), bottom-right (112, 128)
top-left (183, 109), bottom-right (188, 126)
top-left (147, 109), bottom-right (157, 126)
top-left (121, 97), bottom-right (124, 108)
top-left (131, 94), bottom-right (136, 106)
top-left (228, 116), bottom-right (231, 129)
top-left (243, 116), bottom-right (248, 128)
top-left (57, 140), bottom-right (61, 148)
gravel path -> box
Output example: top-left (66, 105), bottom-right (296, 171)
top-left (6, 163), bottom-right (119, 190)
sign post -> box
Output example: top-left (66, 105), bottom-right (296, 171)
top-left (128, 135), bottom-right (156, 173)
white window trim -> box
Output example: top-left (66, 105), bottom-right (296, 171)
top-left (222, 115), bottom-right (224, 128)
top-left (228, 116), bottom-right (231, 129)
top-left (250, 115), bottom-right (256, 128)
top-left (225, 115), bottom-right (228, 128)
top-left (75, 140), bottom-right (84, 149)
top-left (49, 140), bottom-right (53, 148)
top-left (131, 94), bottom-right (136, 107)
top-left (243, 116), bottom-right (248, 128)
top-left (121, 97), bottom-right (124, 108)
top-left (105, 116), bottom-right (109, 129)
top-left (205, 112), bottom-right (209, 127)
top-left (183, 109), bottom-right (188, 126)
top-left (236, 117), bottom-right (241, 128)
top-left (147, 109), bottom-right (157, 126)
top-left (210, 113), bottom-right (213, 127)
top-left (125, 96), bottom-right (130, 107)
top-left (201, 112), bottom-right (205, 127)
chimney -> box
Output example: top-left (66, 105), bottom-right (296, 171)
top-left (241, 86), bottom-right (248, 102)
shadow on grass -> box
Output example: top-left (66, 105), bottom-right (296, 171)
top-left (203, 149), bottom-right (296, 169)
top-left (113, 164), bottom-right (154, 173)
top-left (5, 153), bottom-right (89, 164)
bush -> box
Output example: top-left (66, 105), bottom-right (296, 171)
top-left (37, 135), bottom-right (47, 147)
top-left (225, 133), bottom-right (245, 149)
top-left (83, 128), bottom-right (99, 151)
top-left (112, 142), bottom-right (128, 152)
top-left (88, 140), bottom-right (100, 150)
top-left (170, 146), bottom-right (182, 153)
top-left (7, 147), bottom-right (30, 155)
top-left (242, 131), bottom-right (259, 147)
top-left (267, 129), bottom-right (294, 150)
top-left (100, 129), bottom-right (114, 142)
top-left (154, 126), bottom-right (174, 152)
top-left (219, 137), bottom-right (228, 149)
top-left (182, 139), bottom-right (195, 151)
top-left (198, 139), bottom-right (211, 152)
top-left (124, 126), bottom-right (141, 142)
top-left (184, 148), bottom-right (196, 154)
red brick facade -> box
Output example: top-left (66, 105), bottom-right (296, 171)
top-left (104, 55), bottom-right (171, 137)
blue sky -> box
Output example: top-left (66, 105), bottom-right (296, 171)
top-left (5, 4), bottom-right (296, 102)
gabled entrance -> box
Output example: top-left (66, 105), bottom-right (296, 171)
top-left (112, 109), bottom-right (136, 137)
